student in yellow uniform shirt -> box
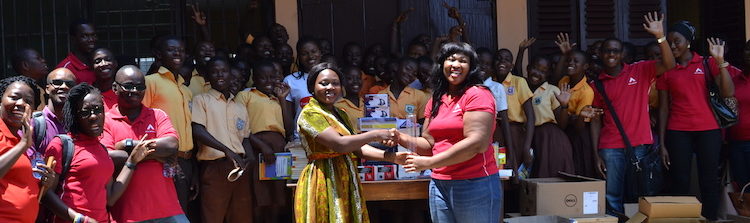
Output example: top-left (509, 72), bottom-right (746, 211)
top-left (377, 57), bottom-right (429, 121)
top-left (335, 65), bottom-right (365, 133)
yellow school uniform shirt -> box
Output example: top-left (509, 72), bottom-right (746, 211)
top-left (188, 69), bottom-right (211, 96)
top-left (378, 85), bottom-right (429, 119)
top-left (558, 76), bottom-right (594, 115)
top-left (192, 89), bottom-right (252, 161)
top-left (236, 88), bottom-right (286, 135)
top-left (143, 67), bottom-right (194, 152)
top-left (501, 74), bottom-right (534, 123)
top-left (334, 98), bottom-right (364, 133)
top-left (531, 82), bottom-right (561, 126)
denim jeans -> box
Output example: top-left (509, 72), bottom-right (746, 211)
top-left (599, 145), bottom-right (650, 215)
top-left (731, 140), bottom-right (750, 190)
top-left (138, 214), bottom-right (190, 223)
top-left (429, 174), bottom-right (502, 223)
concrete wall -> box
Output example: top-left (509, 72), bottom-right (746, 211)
top-left (275, 0), bottom-right (299, 54)
top-left (497, 0), bottom-right (529, 72)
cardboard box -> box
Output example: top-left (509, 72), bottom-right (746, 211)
top-left (375, 165), bottom-right (396, 180)
top-left (520, 173), bottom-right (605, 218)
top-left (505, 216), bottom-right (568, 223)
top-left (358, 166), bottom-right (375, 181)
top-left (626, 212), bottom-right (706, 223)
top-left (638, 196), bottom-right (702, 218)
top-left (570, 215), bottom-right (618, 223)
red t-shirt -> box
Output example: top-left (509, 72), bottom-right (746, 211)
top-left (102, 90), bottom-right (117, 113)
top-left (46, 134), bottom-right (114, 223)
top-left (730, 71), bottom-right (750, 141)
top-left (656, 52), bottom-right (720, 131)
top-left (56, 53), bottom-right (96, 85)
top-left (100, 105), bottom-right (183, 222)
top-left (0, 120), bottom-right (39, 222)
top-left (424, 86), bottom-right (498, 180)
top-left (592, 61), bottom-right (656, 149)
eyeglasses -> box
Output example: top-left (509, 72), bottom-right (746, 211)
top-left (49, 79), bottom-right (76, 88)
top-left (115, 82), bottom-right (146, 92)
top-left (77, 106), bottom-right (104, 118)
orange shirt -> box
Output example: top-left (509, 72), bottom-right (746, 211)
top-left (378, 85), bottom-right (429, 119)
top-left (335, 98), bottom-right (364, 133)
top-left (0, 119), bottom-right (39, 222)
top-left (143, 67), bottom-right (194, 152)
top-left (360, 72), bottom-right (376, 98)
top-left (558, 76), bottom-right (594, 115)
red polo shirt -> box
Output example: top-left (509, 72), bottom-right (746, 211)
top-left (0, 119), bottom-right (39, 222)
top-left (656, 52), bottom-right (720, 131)
top-left (46, 133), bottom-right (114, 223)
top-left (56, 52), bottom-right (96, 84)
top-left (730, 71), bottom-right (750, 141)
top-left (100, 105), bottom-right (183, 222)
top-left (102, 90), bottom-right (117, 113)
top-left (592, 61), bottom-right (657, 149)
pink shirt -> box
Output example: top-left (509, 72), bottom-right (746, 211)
top-left (592, 61), bottom-right (657, 149)
top-left (100, 105), bottom-right (183, 222)
top-left (46, 134), bottom-right (114, 223)
top-left (425, 86), bottom-right (498, 180)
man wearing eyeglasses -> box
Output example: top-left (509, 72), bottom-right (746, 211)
top-left (100, 65), bottom-right (187, 223)
top-left (29, 68), bottom-right (77, 156)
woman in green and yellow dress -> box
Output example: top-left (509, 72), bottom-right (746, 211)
top-left (295, 62), bottom-right (408, 223)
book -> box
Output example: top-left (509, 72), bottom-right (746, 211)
top-left (259, 152), bottom-right (293, 180)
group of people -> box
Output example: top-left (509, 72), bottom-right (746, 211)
top-left (0, 4), bottom-right (749, 223)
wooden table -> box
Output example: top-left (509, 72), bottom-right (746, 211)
top-left (288, 178), bottom-right (430, 201)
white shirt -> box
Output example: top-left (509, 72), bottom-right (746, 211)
top-left (284, 72), bottom-right (312, 137)
top-left (484, 77), bottom-right (508, 112)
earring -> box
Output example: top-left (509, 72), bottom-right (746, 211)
top-left (688, 44), bottom-right (691, 48)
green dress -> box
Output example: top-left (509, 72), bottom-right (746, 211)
top-left (294, 98), bottom-right (369, 223)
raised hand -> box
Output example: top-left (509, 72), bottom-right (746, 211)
top-left (273, 82), bottom-right (291, 99)
top-left (519, 37), bottom-right (537, 50)
top-left (555, 84), bottom-right (573, 106)
top-left (643, 11), bottom-right (665, 38)
top-left (554, 33), bottom-right (577, 55)
top-left (442, 2), bottom-right (461, 20)
top-left (394, 8), bottom-right (414, 24)
top-left (707, 37), bottom-right (726, 63)
top-left (189, 3), bottom-right (207, 26)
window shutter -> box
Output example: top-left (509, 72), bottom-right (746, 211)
top-left (528, 0), bottom-right (578, 56)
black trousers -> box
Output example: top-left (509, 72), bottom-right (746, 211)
top-left (665, 129), bottom-right (721, 220)
top-left (174, 157), bottom-right (199, 222)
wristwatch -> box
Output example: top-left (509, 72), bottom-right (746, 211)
top-left (125, 162), bottom-right (137, 170)
top-left (124, 138), bottom-right (134, 150)
top-left (657, 36), bottom-right (667, 44)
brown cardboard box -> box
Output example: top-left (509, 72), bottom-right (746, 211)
top-left (520, 173), bottom-right (605, 218)
top-left (570, 215), bottom-right (618, 223)
top-left (504, 216), bottom-right (568, 223)
top-left (639, 196), bottom-right (702, 218)
top-left (626, 212), bottom-right (706, 223)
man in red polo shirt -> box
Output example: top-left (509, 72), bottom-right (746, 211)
top-left (589, 12), bottom-right (676, 217)
top-left (56, 18), bottom-right (97, 85)
top-left (100, 65), bottom-right (187, 223)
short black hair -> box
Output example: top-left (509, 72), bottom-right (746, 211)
top-left (11, 48), bottom-right (36, 74)
top-left (476, 47), bottom-right (493, 56)
top-left (252, 59), bottom-right (275, 74)
top-left (306, 62), bottom-right (344, 95)
top-left (430, 42), bottom-right (483, 118)
top-left (68, 18), bottom-right (93, 36)
top-left (154, 35), bottom-right (183, 52)
top-left (599, 38), bottom-right (623, 54)
top-left (63, 83), bottom-right (100, 134)
top-left (416, 55), bottom-right (433, 65)
top-left (0, 75), bottom-right (41, 108)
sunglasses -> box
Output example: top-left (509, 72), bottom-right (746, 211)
top-left (115, 82), bottom-right (146, 92)
top-left (49, 79), bottom-right (76, 88)
top-left (77, 106), bottom-right (104, 118)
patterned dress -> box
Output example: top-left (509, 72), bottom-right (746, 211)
top-left (294, 98), bottom-right (369, 223)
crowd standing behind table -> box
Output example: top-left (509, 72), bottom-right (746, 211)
top-left (0, 4), bottom-right (749, 223)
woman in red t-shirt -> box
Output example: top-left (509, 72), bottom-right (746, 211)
top-left (657, 21), bottom-right (735, 220)
top-left (729, 40), bottom-right (750, 195)
top-left (43, 83), bottom-right (153, 223)
top-left (393, 42), bottom-right (500, 223)
top-left (0, 76), bottom-right (56, 223)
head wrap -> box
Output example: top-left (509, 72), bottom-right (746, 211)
top-left (669, 20), bottom-right (696, 43)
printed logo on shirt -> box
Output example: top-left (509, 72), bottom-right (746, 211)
top-left (507, 86), bottom-right (516, 95)
top-left (533, 97), bottom-right (542, 105)
top-left (452, 104), bottom-right (462, 113)
top-left (236, 118), bottom-right (246, 131)
top-left (145, 124), bottom-right (156, 133)
top-left (694, 68), bottom-right (704, 75)
top-left (627, 77), bottom-right (638, 86)
top-left (405, 104), bottom-right (416, 114)
top-left (300, 96), bottom-right (312, 108)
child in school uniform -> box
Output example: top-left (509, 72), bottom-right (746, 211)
top-left (335, 65), bottom-right (365, 133)
top-left (236, 59), bottom-right (293, 223)
top-left (377, 57), bottom-right (429, 121)
top-left (526, 57), bottom-right (575, 178)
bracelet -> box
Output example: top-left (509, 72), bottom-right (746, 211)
top-left (720, 61), bottom-right (730, 69)
top-left (73, 213), bottom-right (84, 223)
top-left (657, 36), bottom-right (667, 44)
top-left (125, 162), bottom-right (137, 170)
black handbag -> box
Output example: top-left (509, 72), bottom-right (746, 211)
top-left (593, 78), bottom-right (663, 198)
top-left (703, 57), bottom-right (738, 128)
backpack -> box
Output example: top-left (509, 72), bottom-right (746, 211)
top-left (31, 111), bottom-right (46, 151)
top-left (35, 134), bottom-right (75, 223)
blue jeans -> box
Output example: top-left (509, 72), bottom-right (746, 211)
top-left (429, 174), bottom-right (502, 223)
top-left (731, 140), bottom-right (750, 191)
top-left (138, 214), bottom-right (190, 223)
top-left (599, 145), bottom-right (650, 215)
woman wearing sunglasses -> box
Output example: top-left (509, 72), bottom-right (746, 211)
top-left (44, 83), bottom-right (154, 223)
